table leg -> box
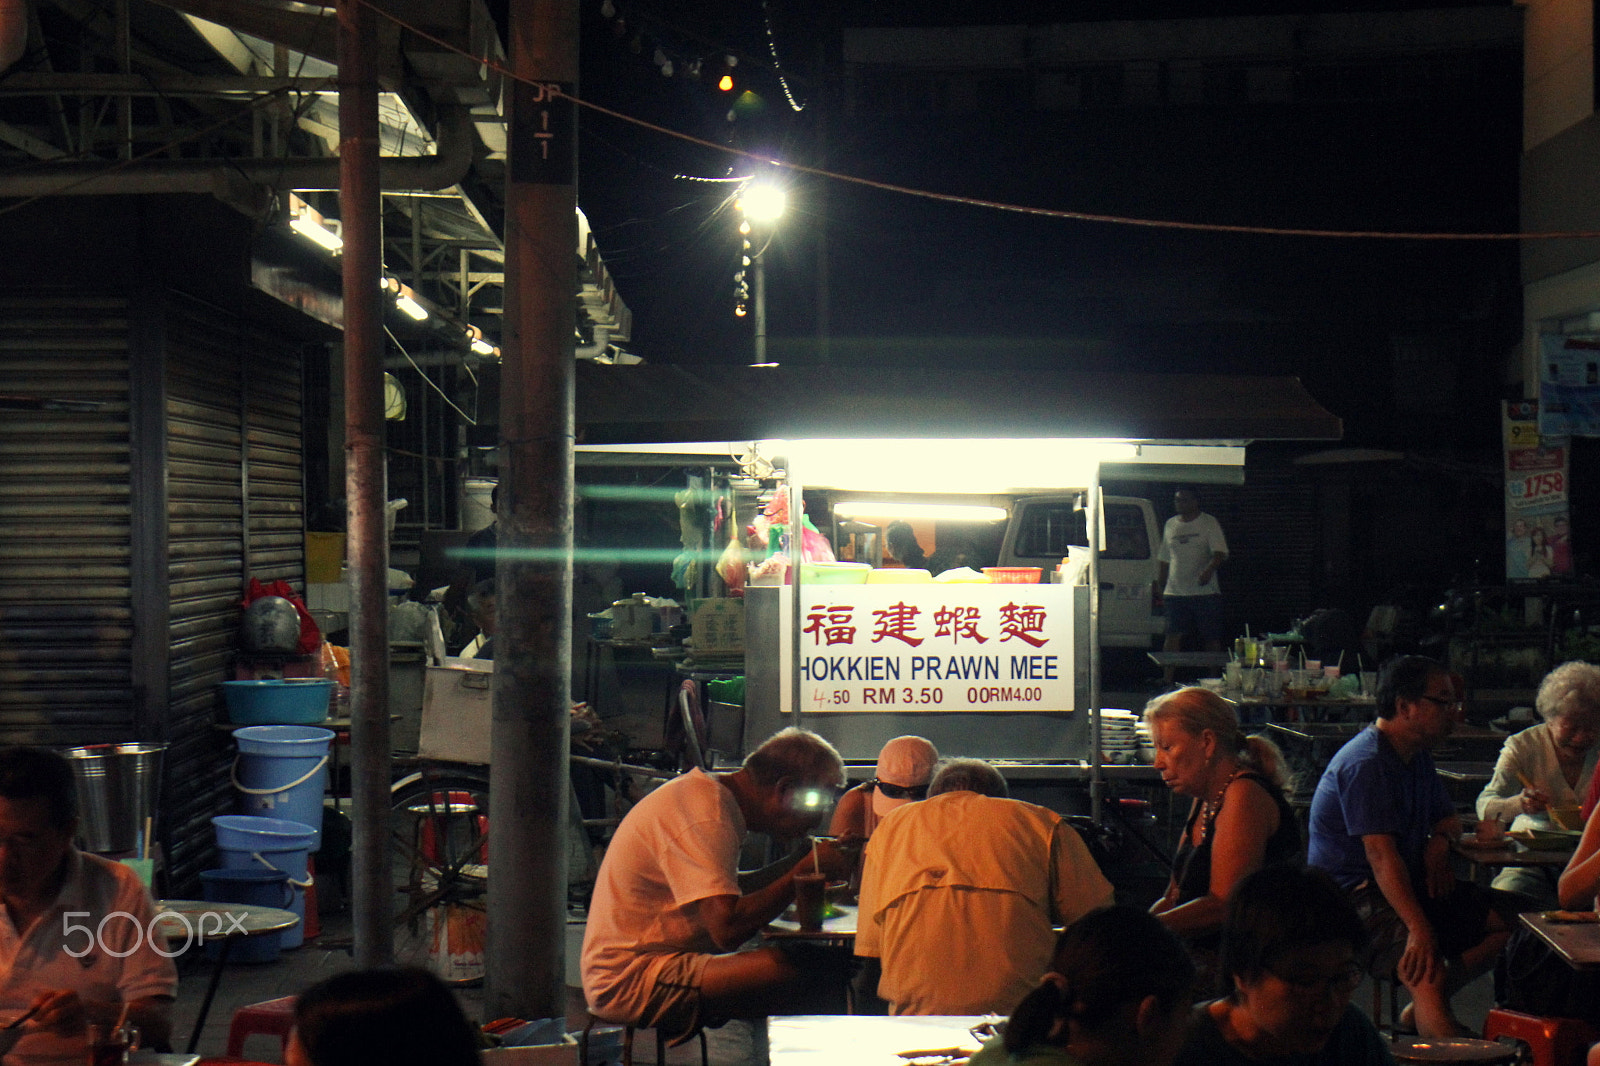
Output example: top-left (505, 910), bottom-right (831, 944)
top-left (186, 937), bottom-right (234, 1053)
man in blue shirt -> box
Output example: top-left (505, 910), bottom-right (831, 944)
top-left (1309, 655), bottom-right (1514, 1039)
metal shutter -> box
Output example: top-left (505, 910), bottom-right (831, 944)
top-left (161, 293), bottom-right (306, 892)
top-left (0, 296), bottom-right (136, 745)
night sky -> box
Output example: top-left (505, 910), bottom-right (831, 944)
top-left (572, 0), bottom-right (1522, 450)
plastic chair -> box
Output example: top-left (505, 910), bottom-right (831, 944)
top-left (1482, 1008), bottom-right (1599, 1066)
top-left (579, 1013), bottom-right (708, 1066)
top-left (225, 996), bottom-right (296, 1060)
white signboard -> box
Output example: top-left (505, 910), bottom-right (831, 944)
top-left (779, 583), bottom-right (1076, 714)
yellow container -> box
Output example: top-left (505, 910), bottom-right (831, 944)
top-left (866, 568), bottom-right (932, 584)
top-left (304, 532), bottom-right (347, 583)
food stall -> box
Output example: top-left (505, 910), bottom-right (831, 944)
top-left (576, 363), bottom-right (1343, 817)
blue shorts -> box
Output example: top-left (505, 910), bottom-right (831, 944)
top-left (1165, 594), bottom-right (1225, 641)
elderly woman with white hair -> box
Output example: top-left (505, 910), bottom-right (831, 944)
top-left (1477, 660), bottom-right (1600, 903)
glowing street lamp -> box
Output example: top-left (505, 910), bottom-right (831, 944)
top-left (738, 180), bottom-right (787, 365)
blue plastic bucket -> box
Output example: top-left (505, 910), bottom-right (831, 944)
top-left (230, 725), bottom-right (332, 850)
top-left (212, 815), bottom-right (314, 949)
top-left (198, 868), bottom-right (293, 963)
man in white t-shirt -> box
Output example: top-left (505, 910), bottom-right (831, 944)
top-left (1156, 487), bottom-right (1230, 678)
top-left (581, 728), bottom-right (855, 1041)
top-left (0, 747), bottom-right (176, 1066)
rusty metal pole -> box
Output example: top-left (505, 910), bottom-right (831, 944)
top-left (337, 0), bottom-right (392, 968)
top-left (485, 0), bottom-right (576, 1022)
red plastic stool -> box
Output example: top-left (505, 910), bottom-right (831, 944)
top-left (1482, 1008), bottom-right (1599, 1066)
top-left (225, 996), bottom-right (296, 1060)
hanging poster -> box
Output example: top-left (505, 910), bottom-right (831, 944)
top-left (1538, 335), bottom-right (1600, 437)
top-left (1504, 399), bottom-right (1573, 581)
top-left (778, 584), bottom-right (1075, 713)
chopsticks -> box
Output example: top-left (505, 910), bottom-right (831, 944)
top-left (4, 1003), bottom-right (41, 1030)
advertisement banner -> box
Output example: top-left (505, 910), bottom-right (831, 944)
top-left (1538, 334), bottom-right (1600, 437)
top-left (1504, 398), bottom-right (1572, 581)
top-left (780, 583), bottom-right (1075, 714)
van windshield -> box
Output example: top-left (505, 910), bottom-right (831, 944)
top-left (1014, 501), bottom-right (1151, 561)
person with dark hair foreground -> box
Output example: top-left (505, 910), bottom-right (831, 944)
top-left (1308, 655), bottom-right (1515, 1038)
top-left (856, 758), bottom-right (1114, 1016)
top-left (967, 906), bottom-right (1195, 1066)
top-left (0, 746), bottom-right (176, 1065)
top-left (582, 728), bottom-right (855, 1042)
top-left (287, 968), bottom-right (479, 1066)
top-left (1172, 865), bottom-right (1394, 1066)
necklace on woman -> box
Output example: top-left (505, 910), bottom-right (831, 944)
top-left (1196, 767), bottom-right (1244, 844)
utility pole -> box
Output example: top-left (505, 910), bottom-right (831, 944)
top-left (485, 0), bottom-right (577, 1022)
top-left (336, 0), bottom-right (392, 968)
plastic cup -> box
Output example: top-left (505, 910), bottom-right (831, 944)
top-left (1304, 660), bottom-right (1322, 672)
top-left (87, 1024), bottom-right (138, 1066)
top-left (1360, 672), bottom-right (1378, 697)
top-left (1323, 665), bottom-right (1341, 681)
top-left (793, 872), bottom-right (827, 930)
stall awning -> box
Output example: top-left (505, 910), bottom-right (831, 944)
top-left (575, 363), bottom-right (1343, 445)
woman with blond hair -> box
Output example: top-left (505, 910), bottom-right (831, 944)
top-left (1146, 687), bottom-right (1300, 959)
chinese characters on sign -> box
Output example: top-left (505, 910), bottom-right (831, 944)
top-left (781, 585), bottom-right (1075, 713)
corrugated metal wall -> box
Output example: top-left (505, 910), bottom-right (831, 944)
top-left (0, 291), bottom-right (306, 893)
top-left (162, 293), bottom-right (305, 891)
top-left (0, 297), bottom-right (136, 744)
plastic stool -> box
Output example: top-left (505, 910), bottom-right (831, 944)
top-left (226, 995), bottom-right (296, 1060)
top-left (1482, 1008), bottom-right (1599, 1066)
top-left (579, 1013), bottom-right (708, 1066)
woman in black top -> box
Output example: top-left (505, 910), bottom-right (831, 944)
top-left (1146, 688), bottom-right (1300, 954)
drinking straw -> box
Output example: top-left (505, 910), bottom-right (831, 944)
top-left (114, 1000), bottom-right (130, 1031)
top-left (1337, 651), bottom-right (1346, 671)
top-left (811, 839), bottom-right (821, 874)
top-left (142, 817), bottom-right (152, 861)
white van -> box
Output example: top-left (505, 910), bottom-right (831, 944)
top-left (996, 494), bottom-right (1164, 649)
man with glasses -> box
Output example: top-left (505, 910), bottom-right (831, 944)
top-left (855, 759), bottom-right (1114, 1016)
top-left (1308, 655), bottom-right (1515, 1039)
top-left (829, 736), bottom-right (939, 841)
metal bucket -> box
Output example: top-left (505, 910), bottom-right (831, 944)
top-left (62, 743), bottom-right (166, 853)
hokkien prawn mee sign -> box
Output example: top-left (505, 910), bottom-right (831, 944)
top-left (780, 584), bottom-right (1075, 713)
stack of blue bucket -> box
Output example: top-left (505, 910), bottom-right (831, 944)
top-left (208, 723), bottom-right (333, 958)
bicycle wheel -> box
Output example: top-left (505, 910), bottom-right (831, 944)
top-left (390, 768), bottom-right (491, 985)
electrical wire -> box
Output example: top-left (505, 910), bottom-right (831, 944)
top-left (385, 325), bottom-right (479, 424)
top-left (360, 0), bottom-right (1598, 243)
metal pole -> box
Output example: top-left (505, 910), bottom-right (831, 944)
top-left (336, 0), bottom-right (391, 967)
top-left (787, 468), bottom-right (804, 726)
top-left (753, 250), bottom-right (768, 364)
top-left (486, 0), bottom-right (576, 1023)
top-left (1087, 467), bottom-right (1104, 824)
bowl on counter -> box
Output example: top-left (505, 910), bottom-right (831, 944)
top-left (982, 567), bottom-right (1043, 584)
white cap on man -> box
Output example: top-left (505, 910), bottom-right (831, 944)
top-left (871, 735), bottom-right (940, 819)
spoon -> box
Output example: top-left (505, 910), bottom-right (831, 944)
top-left (3, 1003), bottom-right (40, 1030)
